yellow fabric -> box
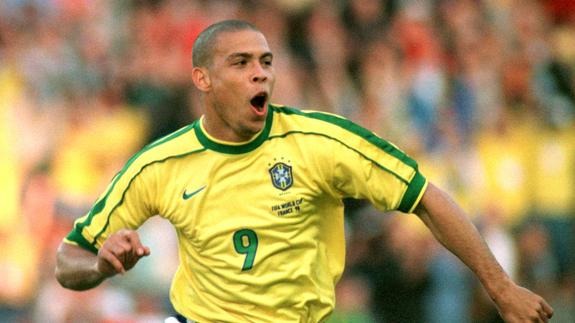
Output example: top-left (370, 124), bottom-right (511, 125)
top-left (65, 105), bottom-right (427, 322)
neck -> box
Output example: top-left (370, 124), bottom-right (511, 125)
top-left (201, 115), bottom-right (256, 143)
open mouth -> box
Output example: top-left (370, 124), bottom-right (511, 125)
top-left (250, 92), bottom-right (268, 115)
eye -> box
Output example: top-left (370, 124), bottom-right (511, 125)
top-left (234, 60), bottom-right (247, 66)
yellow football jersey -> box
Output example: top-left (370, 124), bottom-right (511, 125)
top-left (64, 104), bottom-right (428, 322)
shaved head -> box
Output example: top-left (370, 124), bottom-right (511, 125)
top-left (192, 20), bottom-right (261, 68)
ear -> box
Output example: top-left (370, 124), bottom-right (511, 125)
top-left (192, 67), bottom-right (211, 92)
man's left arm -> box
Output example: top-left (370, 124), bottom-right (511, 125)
top-left (413, 181), bottom-right (553, 323)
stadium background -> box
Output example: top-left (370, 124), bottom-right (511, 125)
top-left (1, 0), bottom-right (574, 322)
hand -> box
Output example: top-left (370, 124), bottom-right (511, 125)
top-left (493, 283), bottom-right (553, 323)
top-left (97, 229), bottom-right (151, 277)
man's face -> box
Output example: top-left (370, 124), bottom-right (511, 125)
top-left (201, 29), bottom-right (275, 142)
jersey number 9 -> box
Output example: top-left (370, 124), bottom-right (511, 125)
top-left (233, 229), bottom-right (259, 271)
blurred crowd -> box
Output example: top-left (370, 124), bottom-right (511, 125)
top-left (1, 0), bottom-right (574, 322)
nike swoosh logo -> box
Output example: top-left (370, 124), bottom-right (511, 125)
top-left (183, 185), bottom-right (206, 200)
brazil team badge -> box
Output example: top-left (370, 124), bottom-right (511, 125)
top-left (269, 162), bottom-right (293, 191)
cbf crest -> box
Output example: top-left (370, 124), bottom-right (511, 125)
top-left (269, 162), bottom-right (293, 191)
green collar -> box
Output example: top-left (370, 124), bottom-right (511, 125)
top-left (194, 105), bottom-right (274, 154)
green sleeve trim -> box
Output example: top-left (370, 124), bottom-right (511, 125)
top-left (66, 229), bottom-right (99, 254)
top-left (398, 172), bottom-right (428, 213)
top-left (272, 106), bottom-right (428, 209)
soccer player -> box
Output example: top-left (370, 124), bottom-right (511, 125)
top-left (55, 20), bottom-right (553, 322)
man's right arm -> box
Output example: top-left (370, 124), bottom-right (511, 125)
top-left (55, 229), bottom-right (151, 291)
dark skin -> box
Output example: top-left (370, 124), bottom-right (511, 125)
top-left (414, 183), bottom-right (553, 323)
top-left (55, 183), bottom-right (554, 322)
top-left (56, 229), bottom-right (150, 291)
top-left (55, 28), bottom-right (554, 322)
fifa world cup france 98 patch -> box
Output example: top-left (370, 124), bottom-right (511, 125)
top-left (271, 197), bottom-right (304, 217)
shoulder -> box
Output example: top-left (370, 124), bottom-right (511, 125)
top-left (270, 104), bottom-right (385, 146)
top-left (270, 104), bottom-right (416, 168)
top-left (119, 121), bottom-right (206, 176)
top-left (270, 104), bottom-right (362, 138)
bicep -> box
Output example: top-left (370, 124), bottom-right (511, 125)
top-left (413, 181), bottom-right (476, 247)
top-left (413, 182), bottom-right (436, 219)
top-left (414, 181), bottom-right (459, 217)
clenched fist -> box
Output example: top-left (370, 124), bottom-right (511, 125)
top-left (97, 229), bottom-right (151, 277)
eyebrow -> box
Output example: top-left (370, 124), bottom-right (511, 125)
top-left (226, 51), bottom-right (273, 61)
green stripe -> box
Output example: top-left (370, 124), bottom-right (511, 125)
top-left (267, 130), bottom-right (427, 211)
top-left (74, 122), bottom-right (198, 241)
top-left (90, 147), bottom-right (208, 248)
top-left (194, 105), bottom-right (274, 154)
top-left (267, 131), bottom-right (409, 184)
top-left (397, 171), bottom-right (427, 213)
top-left (272, 106), bottom-right (418, 170)
top-left (272, 105), bottom-right (427, 212)
top-left (66, 229), bottom-right (99, 254)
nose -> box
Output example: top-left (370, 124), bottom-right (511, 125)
top-left (251, 63), bottom-right (269, 83)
